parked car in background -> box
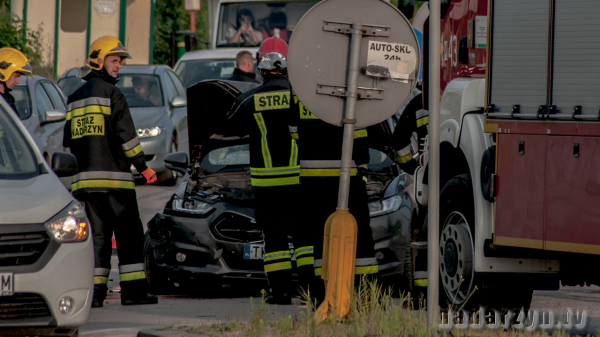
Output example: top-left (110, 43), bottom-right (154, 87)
top-left (143, 80), bottom-right (415, 295)
top-left (0, 96), bottom-right (93, 336)
top-left (56, 68), bottom-right (85, 99)
top-left (10, 75), bottom-right (75, 189)
top-left (12, 75), bottom-right (68, 164)
top-left (174, 49), bottom-right (262, 88)
top-left (58, 65), bottom-right (190, 185)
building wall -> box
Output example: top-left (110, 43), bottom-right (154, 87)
top-left (57, 0), bottom-right (88, 76)
top-left (11, 0), bottom-right (55, 66)
top-left (10, 0), bottom-right (153, 77)
top-left (125, 0), bottom-right (151, 65)
top-left (89, 0), bottom-right (121, 45)
top-left (27, 0), bottom-right (56, 66)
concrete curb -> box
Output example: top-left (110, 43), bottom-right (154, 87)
top-left (137, 328), bottom-right (212, 337)
top-left (137, 329), bottom-right (186, 337)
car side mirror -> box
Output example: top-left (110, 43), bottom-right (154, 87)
top-left (43, 110), bottom-right (66, 124)
top-left (51, 152), bottom-right (78, 177)
top-left (170, 96), bottom-right (186, 108)
top-left (164, 151), bottom-right (189, 175)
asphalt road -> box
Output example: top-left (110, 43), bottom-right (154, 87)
top-left (79, 182), bottom-right (600, 336)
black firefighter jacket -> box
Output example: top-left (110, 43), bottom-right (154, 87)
top-left (288, 91), bottom-right (369, 180)
top-left (391, 93), bottom-right (428, 174)
top-left (63, 70), bottom-right (147, 196)
top-left (227, 74), bottom-right (299, 188)
top-left (228, 68), bottom-right (260, 84)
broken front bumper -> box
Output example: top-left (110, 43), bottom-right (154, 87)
top-left (147, 205), bottom-right (266, 284)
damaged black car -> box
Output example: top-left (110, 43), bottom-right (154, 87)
top-left (144, 80), bottom-right (417, 295)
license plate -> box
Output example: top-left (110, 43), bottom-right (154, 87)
top-left (244, 244), bottom-right (264, 260)
top-left (0, 272), bottom-right (14, 296)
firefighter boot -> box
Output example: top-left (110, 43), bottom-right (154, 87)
top-left (120, 280), bottom-right (158, 305)
top-left (265, 280), bottom-right (292, 305)
top-left (412, 248), bottom-right (428, 309)
top-left (92, 284), bottom-right (108, 308)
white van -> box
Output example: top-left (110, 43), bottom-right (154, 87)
top-left (0, 97), bottom-right (93, 336)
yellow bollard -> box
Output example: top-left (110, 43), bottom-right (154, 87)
top-left (314, 208), bottom-right (357, 323)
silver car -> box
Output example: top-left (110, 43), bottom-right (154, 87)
top-left (11, 75), bottom-right (68, 164)
top-left (58, 65), bottom-right (190, 185)
top-left (0, 93), bottom-right (93, 335)
top-left (174, 48), bottom-right (262, 88)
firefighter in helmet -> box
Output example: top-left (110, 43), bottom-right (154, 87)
top-left (289, 82), bottom-right (378, 304)
top-left (227, 36), bottom-right (313, 304)
top-left (62, 36), bottom-right (158, 307)
top-left (0, 47), bottom-right (33, 116)
top-left (392, 90), bottom-right (429, 298)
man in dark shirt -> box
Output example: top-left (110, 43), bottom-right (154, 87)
top-left (228, 50), bottom-right (260, 83)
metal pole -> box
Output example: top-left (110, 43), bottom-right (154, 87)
top-left (427, 0), bottom-right (441, 329)
top-left (190, 11), bottom-right (196, 32)
top-left (337, 22), bottom-right (363, 209)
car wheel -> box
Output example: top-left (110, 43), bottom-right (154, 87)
top-left (143, 233), bottom-right (173, 295)
top-left (157, 136), bottom-right (178, 186)
top-left (438, 174), bottom-right (533, 312)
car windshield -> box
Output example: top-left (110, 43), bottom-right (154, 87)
top-left (217, 1), bottom-right (318, 47)
top-left (368, 148), bottom-right (395, 172)
top-left (200, 144), bottom-right (250, 174)
top-left (0, 102), bottom-right (39, 179)
top-left (175, 58), bottom-right (262, 87)
top-left (11, 85), bottom-right (32, 120)
top-left (57, 77), bottom-right (86, 98)
top-left (116, 75), bottom-right (164, 108)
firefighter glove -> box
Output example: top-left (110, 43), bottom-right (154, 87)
top-left (141, 168), bottom-right (157, 185)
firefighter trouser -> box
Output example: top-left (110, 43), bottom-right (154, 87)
top-left (253, 185), bottom-right (314, 297)
top-left (300, 177), bottom-right (378, 299)
top-left (78, 191), bottom-right (148, 300)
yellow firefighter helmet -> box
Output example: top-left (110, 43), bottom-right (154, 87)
top-left (0, 47), bottom-right (33, 82)
top-left (86, 36), bottom-right (131, 71)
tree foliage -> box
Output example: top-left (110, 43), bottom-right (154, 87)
top-left (153, 0), bottom-right (210, 66)
top-left (0, 6), bottom-right (49, 77)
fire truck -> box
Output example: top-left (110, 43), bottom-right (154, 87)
top-left (416, 0), bottom-right (600, 309)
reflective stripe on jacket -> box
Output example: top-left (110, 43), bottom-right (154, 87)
top-left (63, 70), bottom-right (147, 194)
top-left (392, 93), bottom-right (428, 174)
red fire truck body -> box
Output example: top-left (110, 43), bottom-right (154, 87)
top-left (418, 0), bottom-right (600, 308)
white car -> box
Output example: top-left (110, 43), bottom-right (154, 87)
top-left (0, 96), bottom-right (93, 335)
top-left (174, 48), bottom-right (262, 88)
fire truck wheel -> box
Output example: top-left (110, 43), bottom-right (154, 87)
top-left (438, 174), bottom-right (476, 309)
top-left (438, 174), bottom-right (534, 312)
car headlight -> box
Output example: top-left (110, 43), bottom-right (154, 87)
top-left (44, 201), bottom-right (90, 243)
top-left (172, 196), bottom-right (215, 215)
top-left (368, 195), bottom-right (402, 218)
top-left (137, 127), bottom-right (163, 138)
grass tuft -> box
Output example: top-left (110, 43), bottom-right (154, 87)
top-left (178, 277), bottom-right (596, 337)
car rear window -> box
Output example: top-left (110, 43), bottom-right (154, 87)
top-left (57, 77), bottom-right (86, 99)
top-left (11, 86), bottom-right (32, 120)
top-left (175, 59), bottom-right (262, 87)
top-left (116, 75), bottom-right (164, 108)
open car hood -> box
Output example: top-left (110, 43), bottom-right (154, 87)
top-left (186, 80), bottom-right (259, 165)
top-left (185, 79), bottom-right (396, 165)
